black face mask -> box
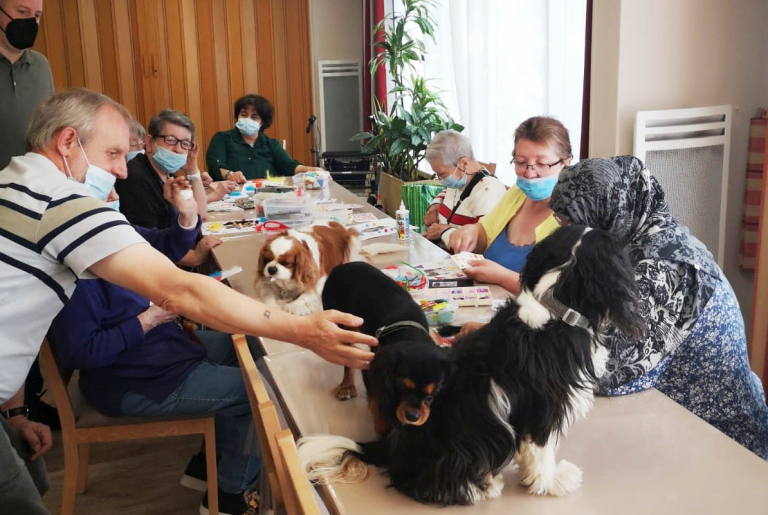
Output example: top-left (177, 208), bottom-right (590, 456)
top-left (0, 6), bottom-right (38, 50)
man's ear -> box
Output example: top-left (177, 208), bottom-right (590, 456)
top-left (55, 127), bottom-right (78, 159)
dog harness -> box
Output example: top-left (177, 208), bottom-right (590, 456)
top-left (374, 320), bottom-right (430, 340)
top-left (538, 289), bottom-right (591, 330)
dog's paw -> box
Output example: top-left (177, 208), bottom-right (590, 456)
top-left (521, 460), bottom-right (582, 496)
top-left (332, 384), bottom-right (357, 401)
top-left (482, 473), bottom-right (504, 499)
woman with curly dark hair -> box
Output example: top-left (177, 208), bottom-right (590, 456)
top-left (206, 94), bottom-right (322, 182)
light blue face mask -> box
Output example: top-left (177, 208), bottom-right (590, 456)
top-left (152, 145), bottom-right (187, 174)
top-left (440, 164), bottom-right (467, 189)
top-left (126, 149), bottom-right (144, 162)
top-left (235, 117), bottom-right (261, 137)
top-left (62, 138), bottom-right (116, 201)
top-left (107, 199), bottom-right (120, 211)
top-left (516, 174), bottom-right (560, 201)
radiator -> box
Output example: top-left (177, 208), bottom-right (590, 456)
top-left (318, 60), bottom-right (363, 153)
top-left (634, 105), bottom-right (732, 266)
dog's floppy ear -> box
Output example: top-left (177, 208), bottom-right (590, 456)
top-left (256, 244), bottom-right (270, 276)
top-left (294, 240), bottom-right (320, 288)
top-left (368, 347), bottom-right (402, 419)
top-left (566, 229), bottom-right (645, 338)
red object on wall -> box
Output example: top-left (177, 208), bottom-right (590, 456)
top-left (373, 0), bottom-right (387, 113)
top-left (740, 118), bottom-right (767, 271)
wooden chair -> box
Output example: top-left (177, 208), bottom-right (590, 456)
top-left (38, 339), bottom-right (219, 515)
top-left (231, 334), bottom-right (288, 512)
top-left (275, 428), bottom-right (322, 515)
top-left (478, 161), bottom-right (497, 176)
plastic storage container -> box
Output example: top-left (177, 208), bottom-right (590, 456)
top-left (262, 196), bottom-right (316, 227)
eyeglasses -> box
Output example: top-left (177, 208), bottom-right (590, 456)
top-left (129, 141), bottom-right (145, 150)
top-left (155, 135), bottom-right (193, 150)
top-left (510, 158), bottom-right (564, 173)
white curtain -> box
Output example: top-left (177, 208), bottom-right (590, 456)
top-left (390, 0), bottom-right (587, 185)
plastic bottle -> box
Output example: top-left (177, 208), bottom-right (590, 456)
top-left (396, 199), bottom-right (410, 241)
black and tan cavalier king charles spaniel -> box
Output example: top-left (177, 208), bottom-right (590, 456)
top-left (321, 262), bottom-right (451, 432)
top-left (299, 225), bottom-right (645, 505)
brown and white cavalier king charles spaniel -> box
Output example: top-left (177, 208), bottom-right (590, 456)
top-left (254, 221), bottom-right (402, 315)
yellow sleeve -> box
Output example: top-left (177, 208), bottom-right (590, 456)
top-left (479, 186), bottom-right (526, 246)
top-left (534, 214), bottom-right (561, 242)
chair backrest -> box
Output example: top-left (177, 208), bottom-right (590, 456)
top-left (478, 161), bottom-right (497, 176)
top-left (275, 428), bottom-right (322, 515)
top-left (38, 338), bottom-right (77, 431)
top-left (231, 335), bottom-right (287, 508)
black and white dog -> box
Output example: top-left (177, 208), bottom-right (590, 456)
top-left (299, 225), bottom-right (644, 505)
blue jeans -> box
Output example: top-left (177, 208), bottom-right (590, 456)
top-left (120, 331), bottom-right (262, 494)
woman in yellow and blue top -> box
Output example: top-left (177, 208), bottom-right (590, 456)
top-left (206, 94), bottom-right (322, 182)
top-left (449, 116), bottom-right (571, 295)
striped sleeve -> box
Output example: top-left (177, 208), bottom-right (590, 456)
top-left (36, 194), bottom-right (146, 277)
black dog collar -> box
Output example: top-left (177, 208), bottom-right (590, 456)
top-left (538, 289), bottom-right (591, 330)
top-left (375, 320), bottom-right (430, 340)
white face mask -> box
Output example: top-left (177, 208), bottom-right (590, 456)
top-left (62, 138), bottom-right (116, 201)
top-left (236, 118), bottom-right (261, 137)
top-left (126, 149), bottom-right (144, 161)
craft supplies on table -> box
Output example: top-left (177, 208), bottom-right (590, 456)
top-left (351, 219), bottom-right (398, 240)
top-left (412, 286), bottom-right (493, 307)
top-left (207, 201), bottom-right (244, 213)
top-left (209, 266), bottom-right (243, 282)
top-left (451, 251), bottom-right (485, 269)
top-left (262, 196), bottom-right (316, 227)
top-left (293, 170), bottom-right (332, 189)
top-left (381, 262), bottom-right (428, 292)
top-left (418, 298), bottom-right (457, 326)
top-left (415, 258), bottom-right (473, 288)
top-left (202, 217), bottom-right (267, 236)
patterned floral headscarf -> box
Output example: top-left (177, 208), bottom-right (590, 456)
top-left (550, 156), bottom-right (721, 389)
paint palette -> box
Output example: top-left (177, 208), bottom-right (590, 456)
top-left (201, 217), bottom-right (267, 236)
top-left (412, 286), bottom-right (493, 307)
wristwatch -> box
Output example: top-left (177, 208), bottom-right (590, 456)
top-left (1, 405), bottom-right (29, 419)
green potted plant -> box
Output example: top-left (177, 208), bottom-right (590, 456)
top-left (352, 0), bottom-right (463, 216)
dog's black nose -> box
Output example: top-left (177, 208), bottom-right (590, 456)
top-left (267, 266), bottom-right (278, 275)
top-left (405, 410), bottom-right (420, 423)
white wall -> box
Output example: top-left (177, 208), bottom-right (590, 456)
top-left (590, 0), bottom-right (768, 333)
top-left (308, 0), bottom-right (365, 144)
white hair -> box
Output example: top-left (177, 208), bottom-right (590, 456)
top-left (26, 88), bottom-right (130, 151)
top-left (425, 129), bottom-right (474, 167)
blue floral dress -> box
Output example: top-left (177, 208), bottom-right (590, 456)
top-left (550, 156), bottom-right (768, 459)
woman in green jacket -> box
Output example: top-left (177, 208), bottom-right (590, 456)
top-left (206, 94), bottom-right (322, 182)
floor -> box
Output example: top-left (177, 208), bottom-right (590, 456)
top-left (42, 430), bottom-right (204, 515)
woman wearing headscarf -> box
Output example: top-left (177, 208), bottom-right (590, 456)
top-left (549, 155), bottom-right (768, 458)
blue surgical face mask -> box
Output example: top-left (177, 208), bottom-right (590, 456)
top-left (235, 118), bottom-right (261, 137)
top-left (126, 149), bottom-right (144, 162)
top-left (516, 174), bottom-right (560, 201)
top-left (62, 138), bottom-right (116, 201)
top-left (440, 164), bottom-right (467, 189)
top-left (152, 144), bottom-right (187, 174)
top-left (107, 199), bottom-right (120, 211)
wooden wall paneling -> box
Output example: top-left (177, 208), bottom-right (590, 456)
top-left (76, 0), bottom-right (103, 92)
top-left (211, 1), bottom-right (232, 131)
top-left (95, 0), bottom-right (119, 100)
top-left (180, 0), bottom-right (204, 160)
top-left (40, 0), bottom-right (71, 89)
top-left (112, 0), bottom-right (138, 116)
top-left (270, 0), bottom-right (290, 150)
top-left (62, 0), bottom-right (86, 88)
top-left (132, 0), bottom-right (156, 124)
top-left (163, 0), bottom-right (189, 115)
top-left (32, 3), bottom-right (48, 61)
top-left (128, 0), bottom-right (147, 123)
top-left (284, 0), bottom-right (313, 165)
top-left (196, 0), bottom-right (220, 169)
top-left (254, 1), bottom-right (277, 134)
top-left (225, 0), bottom-right (245, 104)
top-left (152, 1), bottom-right (171, 114)
top-left (240, 0), bottom-right (259, 95)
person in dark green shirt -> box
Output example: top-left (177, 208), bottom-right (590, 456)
top-left (206, 94), bottom-right (323, 182)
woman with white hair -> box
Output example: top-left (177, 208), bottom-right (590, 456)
top-left (423, 130), bottom-right (506, 249)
